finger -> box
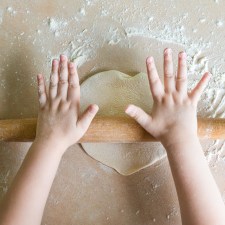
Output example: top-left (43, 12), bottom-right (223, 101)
top-left (37, 74), bottom-right (47, 108)
top-left (77, 104), bottom-right (99, 134)
top-left (49, 59), bottom-right (59, 100)
top-left (164, 48), bottom-right (175, 93)
top-left (67, 62), bottom-right (80, 103)
top-left (146, 56), bottom-right (164, 101)
top-left (125, 104), bottom-right (152, 132)
top-left (176, 51), bottom-right (187, 94)
top-left (57, 55), bottom-right (69, 100)
top-left (190, 72), bottom-right (211, 104)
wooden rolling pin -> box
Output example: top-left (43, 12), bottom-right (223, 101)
top-left (0, 117), bottom-right (224, 142)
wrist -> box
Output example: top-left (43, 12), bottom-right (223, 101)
top-left (161, 131), bottom-right (199, 151)
top-left (32, 138), bottom-right (68, 157)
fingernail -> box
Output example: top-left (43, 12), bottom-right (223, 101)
top-left (165, 48), bottom-right (172, 55)
top-left (125, 105), bottom-right (133, 114)
top-left (89, 104), bottom-right (99, 113)
top-left (147, 57), bottom-right (153, 64)
top-left (69, 62), bottom-right (74, 68)
top-left (53, 59), bottom-right (58, 65)
top-left (37, 74), bottom-right (42, 80)
top-left (179, 51), bottom-right (186, 59)
top-left (60, 54), bottom-right (67, 61)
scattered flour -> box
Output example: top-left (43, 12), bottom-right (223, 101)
top-left (205, 140), bottom-right (225, 166)
top-left (1, 2), bottom-right (225, 224)
top-left (6, 6), bottom-right (16, 15)
top-left (79, 8), bottom-right (86, 16)
top-left (199, 18), bottom-right (206, 23)
top-left (0, 170), bottom-right (10, 194)
top-left (48, 17), bottom-right (68, 37)
top-left (49, 1), bottom-right (225, 169)
top-left (1, 0), bottom-right (225, 179)
top-left (166, 207), bottom-right (178, 220)
top-left (0, 9), bottom-right (3, 24)
top-left (216, 20), bottom-right (224, 27)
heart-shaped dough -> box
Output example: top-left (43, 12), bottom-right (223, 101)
top-left (80, 70), bottom-right (166, 175)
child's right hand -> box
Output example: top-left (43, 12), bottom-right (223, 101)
top-left (125, 48), bottom-right (211, 148)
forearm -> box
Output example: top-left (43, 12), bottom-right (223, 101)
top-left (164, 136), bottom-right (225, 225)
top-left (0, 140), bottom-right (65, 225)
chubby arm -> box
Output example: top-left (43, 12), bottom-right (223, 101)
top-left (166, 137), bottom-right (225, 225)
top-left (126, 49), bottom-right (225, 225)
top-left (0, 55), bottom-right (98, 225)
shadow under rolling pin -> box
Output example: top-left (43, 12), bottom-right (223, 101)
top-left (0, 117), bottom-right (225, 142)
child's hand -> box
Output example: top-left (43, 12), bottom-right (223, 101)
top-left (35, 55), bottom-right (99, 150)
top-left (125, 48), bottom-right (211, 148)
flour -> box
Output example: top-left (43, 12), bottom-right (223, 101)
top-left (166, 207), bottom-right (178, 220)
top-left (1, 0), bottom-right (225, 174)
top-left (1, 1), bottom-right (225, 223)
top-left (6, 6), bottom-right (16, 15)
top-left (199, 18), bottom-right (206, 23)
top-left (204, 140), bottom-right (225, 166)
top-left (0, 9), bottom-right (3, 25)
top-left (0, 170), bottom-right (10, 194)
top-left (79, 8), bottom-right (86, 16)
top-left (48, 17), bottom-right (68, 36)
top-left (43, 1), bottom-right (212, 84)
top-left (216, 20), bottom-right (224, 27)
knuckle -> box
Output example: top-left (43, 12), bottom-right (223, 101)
top-left (50, 73), bottom-right (58, 82)
top-left (49, 99), bottom-right (59, 108)
top-left (150, 77), bottom-right (160, 85)
top-left (176, 76), bottom-right (186, 82)
top-left (164, 73), bottom-right (173, 78)
top-left (153, 95), bottom-right (162, 102)
top-left (38, 81), bottom-right (44, 86)
top-left (69, 82), bottom-right (79, 89)
top-left (60, 64), bottom-right (67, 70)
top-left (39, 102), bottom-right (48, 110)
top-left (38, 89), bottom-right (45, 95)
top-left (50, 81), bottom-right (58, 88)
top-left (49, 84), bottom-right (57, 89)
top-left (59, 79), bottom-right (68, 85)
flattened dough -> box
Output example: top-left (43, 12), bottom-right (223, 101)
top-left (80, 70), bottom-right (166, 175)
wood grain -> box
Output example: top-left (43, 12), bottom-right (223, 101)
top-left (0, 117), bottom-right (224, 142)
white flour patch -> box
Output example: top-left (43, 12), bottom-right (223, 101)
top-left (79, 8), bottom-right (86, 16)
top-left (204, 140), bottom-right (225, 166)
top-left (48, 17), bottom-right (68, 37)
top-left (6, 6), bottom-right (16, 15)
top-left (0, 9), bottom-right (3, 24)
top-left (216, 20), bottom-right (224, 27)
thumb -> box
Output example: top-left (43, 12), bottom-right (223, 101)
top-left (125, 104), bottom-right (153, 133)
top-left (189, 72), bottom-right (211, 105)
top-left (77, 104), bottom-right (99, 134)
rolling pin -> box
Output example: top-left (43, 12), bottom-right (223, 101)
top-left (0, 117), bottom-right (224, 142)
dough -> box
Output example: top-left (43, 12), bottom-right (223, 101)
top-left (80, 70), bottom-right (166, 175)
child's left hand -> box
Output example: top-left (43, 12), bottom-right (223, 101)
top-left (35, 55), bottom-right (99, 151)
